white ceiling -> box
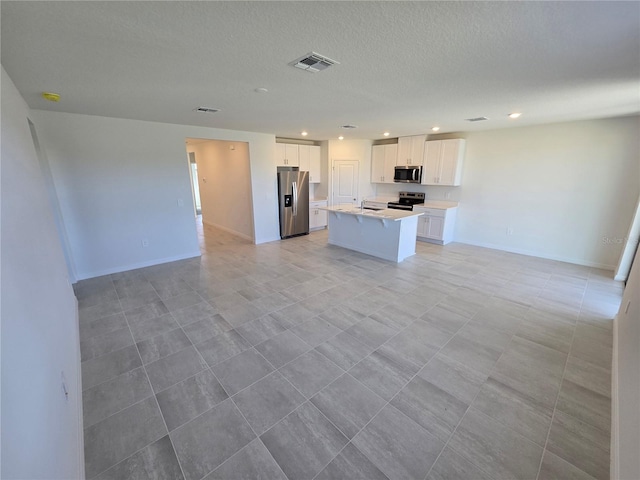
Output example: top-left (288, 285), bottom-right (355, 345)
top-left (2, 1), bottom-right (639, 141)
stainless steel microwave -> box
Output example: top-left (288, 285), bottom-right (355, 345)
top-left (394, 165), bottom-right (422, 183)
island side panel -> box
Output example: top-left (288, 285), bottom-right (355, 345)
top-left (326, 212), bottom-right (418, 262)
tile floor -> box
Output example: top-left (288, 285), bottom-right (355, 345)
top-left (77, 219), bottom-right (621, 480)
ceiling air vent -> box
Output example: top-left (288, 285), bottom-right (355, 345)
top-left (290, 52), bottom-right (339, 73)
top-left (194, 107), bottom-right (220, 114)
top-left (340, 124), bottom-right (358, 129)
top-left (466, 116), bottom-right (489, 122)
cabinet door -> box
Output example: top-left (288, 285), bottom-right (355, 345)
top-left (298, 145), bottom-right (310, 173)
top-left (276, 143), bottom-right (286, 166)
top-left (383, 144), bottom-right (398, 183)
top-left (438, 139), bottom-right (465, 185)
top-left (316, 207), bottom-right (327, 227)
top-left (285, 144), bottom-right (299, 166)
top-left (396, 136), bottom-right (412, 165)
top-left (425, 216), bottom-right (445, 240)
top-left (410, 135), bottom-right (426, 166)
top-left (422, 141), bottom-right (442, 185)
top-left (417, 216), bottom-right (428, 237)
top-left (308, 145), bottom-right (321, 183)
top-left (371, 145), bottom-right (385, 183)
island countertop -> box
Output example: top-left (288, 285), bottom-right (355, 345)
top-left (322, 205), bottom-right (423, 221)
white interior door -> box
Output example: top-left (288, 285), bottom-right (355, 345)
top-left (332, 160), bottom-right (359, 206)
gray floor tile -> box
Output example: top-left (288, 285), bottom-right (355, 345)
top-left (426, 446), bottom-right (492, 480)
top-left (368, 303), bottom-right (419, 330)
top-left (146, 346), bottom-right (208, 393)
top-left (170, 398), bottom-right (256, 480)
top-left (128, 313), bottom-right (179, 342)
top-left (171, 301), bottom-right (218, 327)
top-left (456, 321), bottom-right (514, 353)
top-left (94, 435), bottom-right (184, 480)
top-left (205, 439), bottom-right (286, 480)
top-left (234, 314), bottom-right (287, 346)
top-left (82, 344), bottom-right (142, 390)
top-left (211, 348), bottom-right (274, 396)
top-left (556, 379), bottom-right (611, 433)
top-left (250, 292), bottom-right (292, 314)
top-left (437, 335), bottom-right (502, 376)
top-left (345, 317), bottom-right (398, 349)
top-left (220, 302), bottom-right (265, 327)
top-left (79, 299), bottom-right (123, 324)
top-left (291, 317), bottom-right (341, 347)
top-left (156, 369), bottom-right (228, 431)
top-left (80, 312), bottom-right (128, 342)
top-left (546, 410), bottom-right (610, 480)
top-left (315, 331), bottom-right (373, 371)
top-left (310, 373), bottom-right (386, 439)
top-left (448, 408), bottom-right (543, 480)
top-left (315, 443), bottom-right (388, 480)
top-left (261, 402), bottom-right (348, 480)
top-left (418, 354), bottom-right (488, 404)
top-left (570, 323), bottom-right (613, 369)
top-left (538, 450), bottom-right (599, 480)
top-left (150, 278), bottom-right (193, 300)
top-left (391, 376), bottom-right (469, 443)
top-left (80, 326), bottom-right (135, 362)
top-left (196, 330), bottom-right (251, 367)
top-left (279, 349), bottom-right (343, 398)
top-left (137, 328), bottom-right (192, 365)
top-left (490, 336), bottom-right (567, 410)
top-left (352, 404), bottom-right (444, 480)
top-left (269, 302), bottom-right (316, 328)
top-left (318, 306), bottom-right (363, 330)
top-left (119, 289), bottom-right (163, 312)
top-left (84, 396), bottom-right (167, 479)
top-left (124, 300), bottom-right (169, 324)
top-left (349, 351), bottom-right (415, 401)
top-left (162, 291), bottom-right (204, 312)
top-left (254, 330), bottom-right (311, 368)
top-left (563, 355), bottom-right (611, 398)
top-left (233, 371), bottom-right (305, 435)
top-left (83, 367), bottom-right (153, 428)
top-left (471, 377), bottom-right (553, 446)
top-left (181, 314), bottom-right (233, 344)
top-left (420, 304), bottom-right (469, 336)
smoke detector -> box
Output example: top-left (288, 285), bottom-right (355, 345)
top-left (466, 116), bottom-right (489, 122)
top-left (290, 52), bottom-right (339, 73)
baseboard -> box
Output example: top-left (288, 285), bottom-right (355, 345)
top-left (455, 238), bottom-right (616, 271)
top-left (75, 251), bottom-right (202, 281)
top-left (611, 314), bottom-right (620, 480)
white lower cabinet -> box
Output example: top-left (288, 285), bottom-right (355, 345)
top-left (415, 206), bottom-right (457, 245)
top-left (309, 200), bottom-right (328, 230)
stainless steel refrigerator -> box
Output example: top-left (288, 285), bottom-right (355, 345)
top-left (277, 167), bottom-right (309, 239)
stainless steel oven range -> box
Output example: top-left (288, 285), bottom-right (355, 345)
top-left (387, 191), bottom-right (425, 211)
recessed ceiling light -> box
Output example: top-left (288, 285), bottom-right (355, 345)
top-left (338, 136), bottom-right (344, 140)
top-left (383, 132), bottom-right (390, 137)
top-left (431, 126), bottom-right (440, 132)
top-left (508, 112), bottom-right (522, 119)
top-left (301, 131), bottom-right (308, 136)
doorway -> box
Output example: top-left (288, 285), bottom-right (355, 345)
top-left (331, 159), bottom-right (359, 207)
top-left (187, 152), bottom-right (202, 216)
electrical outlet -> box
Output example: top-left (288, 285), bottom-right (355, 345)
top-left (177, 199), bottom-right (184, 207)
top-left (507, 227), bottom-right (514, 235)
top-left (142, 239), bottom-right (149, 247)
top-left (445, 192), bottom-right (451, 200)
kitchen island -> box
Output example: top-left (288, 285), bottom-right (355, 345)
top-left (322, 206), bottom-right (423, 262)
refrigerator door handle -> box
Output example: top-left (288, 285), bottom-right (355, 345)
top-left (292, 181), bottom-right (298, 216)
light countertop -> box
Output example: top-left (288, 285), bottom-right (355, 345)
top-left (323, 205), bottom-right (423, 221)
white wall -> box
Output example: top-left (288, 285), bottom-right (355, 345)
top-left (187, 140), bottom-right (254, 240)
top-left (1, 67), bottom-right (84, 479)
top-left (31, 111), bottom-right (280, 279)
top-left (613, 251), bottom-right (640, 480)
top-left (327, 139), bottom-right (376, 205)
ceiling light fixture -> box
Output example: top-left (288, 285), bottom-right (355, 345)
top-left (42, 92), bottom-right (61, 102)
top-left (383, 132), bottom-right (390, 137)
top-left (431, 126), bottom-right (440, 132)
top-left (508, 112), bottom-right (522, 119)
top-left (338, 136), bottom-right (344, 140)
top-left (254, 87), bottom-right (268, 93)
top-left (194, 107), bottom-right (220, 114)
top-left (301, 131), bottom-right (308, 137)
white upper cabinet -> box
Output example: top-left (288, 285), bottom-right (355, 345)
top-left (421, 139), bottom-right (466, 186)
top-left (299, 145), bottom-right (321, 183)
top-left (275, 143), bottom-right (300, 167)
top-left (371, 144), bottom-right (398, 183)
top-left (396, 135), bottom-right (426, 166)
